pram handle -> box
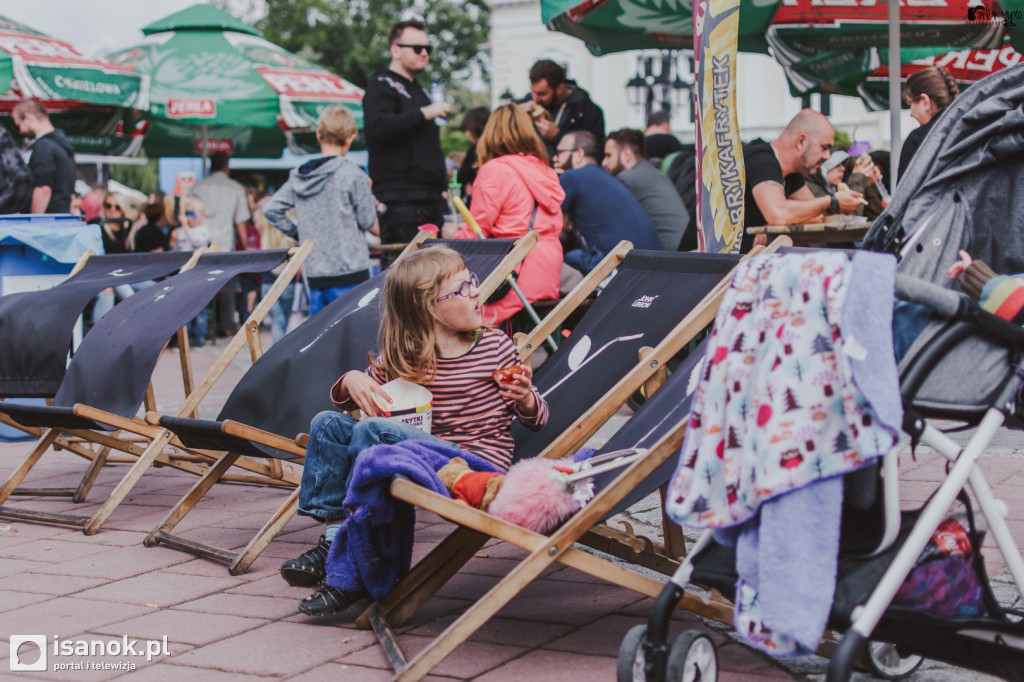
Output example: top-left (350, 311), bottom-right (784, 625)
top-left (895, 274), bottom-right (1024, 348)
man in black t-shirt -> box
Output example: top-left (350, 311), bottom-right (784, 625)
top-left (13, 98), bottom-right (75, 214)
top-left (363, 20), bottom-right (450, 243)
top-left (742, 109), bottom-right (863, 252)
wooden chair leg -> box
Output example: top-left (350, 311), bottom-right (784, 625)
top-left (73, 444), bottom-right (112, 503)
top-left (0, 429), bottom-right (61, 504)
top-left (659, 484), bottom-right (687, 560)
top-left (357, 526), bottom-right (488, 631)
top-left (83, 429), bottom-right (174, 535)
top-left (145, 450), bottom-right (242, 547)
top-left (395, 536), bottom-right (563, 681)
top-left (228, 487), bottom-right (300, 575)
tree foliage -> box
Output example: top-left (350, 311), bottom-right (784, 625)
top-left (110, 159), bottom-right (160, 196)
top-left (255, 0), bottom-right (491, 90)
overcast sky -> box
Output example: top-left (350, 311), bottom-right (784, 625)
top-left (0, 1), bottom-right (263, 57)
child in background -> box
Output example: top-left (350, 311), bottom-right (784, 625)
top-left (171, 198), bottom-right (211, 252)
top-left (282, 246), bottom-right (549, 615)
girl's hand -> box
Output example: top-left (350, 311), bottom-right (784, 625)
top-left (342, 371), bottom-right (392, 417)
top-left (497, 365), bottom-right (538, 417)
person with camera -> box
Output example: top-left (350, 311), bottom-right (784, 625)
top-left (89, 193), bottom-right (137, 322)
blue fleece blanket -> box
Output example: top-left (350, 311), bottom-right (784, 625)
top-left (323, 439), bottom-right (502, 601)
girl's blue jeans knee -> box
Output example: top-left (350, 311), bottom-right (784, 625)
top-left (298, 411), bottom-right (448, 522)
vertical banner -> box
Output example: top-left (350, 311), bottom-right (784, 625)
top-left (693, 0), bottom-right (745, 253)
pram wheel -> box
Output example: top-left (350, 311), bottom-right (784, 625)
top-left (667, 631), bottom-right (718, 682)
top-left (863, 640), bottom-right (923, 680)
top-left (617, 626), bottom-right (718, 682)
top-left (617, 624), bottom-right (650, 681)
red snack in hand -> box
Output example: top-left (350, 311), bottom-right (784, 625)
top-left (492, 364), bottom-right (526, 385)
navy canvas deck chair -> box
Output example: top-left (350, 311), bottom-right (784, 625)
top-left (0, 247), bottom-right (309, 533)
top-left (355, 242), bottom-right (807, 680)
top-left (139, 234), bottom-right (538, 571)
top-left (0, 250), bottom-right (193, 436)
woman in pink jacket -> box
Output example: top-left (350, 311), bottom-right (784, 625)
top-left (448, 104), bottom-right (565, 325)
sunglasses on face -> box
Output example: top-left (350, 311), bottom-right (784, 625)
top-left (397, 43), bottom-right (432, 56)
top-left (435, 273), bottom-right (479, 302)
top-left (104, 203), bottom-right (121, 210)
top-left (185, 210), bottom-right (198, 219)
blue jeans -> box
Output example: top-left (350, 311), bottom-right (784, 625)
top-left (309, 284), bottom-right (358, 316)
top-left (261, 282), bottom-right (296, 344)
top-left (298, 412), bottom-right (449, 522)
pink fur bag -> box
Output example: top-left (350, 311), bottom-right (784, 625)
top-left (488, 459), bottom-right (581, 534)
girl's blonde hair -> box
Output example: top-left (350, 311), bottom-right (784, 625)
top-left (373, 246), bottom-right (474, 383)
top-left (476, 104), bottom-right (549, 167)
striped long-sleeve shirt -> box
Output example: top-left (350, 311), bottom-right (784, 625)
top-left (331, 329), bottom-right (548, 470)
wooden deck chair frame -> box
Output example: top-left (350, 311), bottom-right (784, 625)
top-left (139, 232), bottom-right (545, 573)
top-left (0, 242), bottom-right (314, 534)
top-left (357, 237), bottom-right (793, 681)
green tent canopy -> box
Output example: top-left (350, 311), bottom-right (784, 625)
top-left (541, 0), bottom-right (779, 55)
top-left (107, 4), bottom-right (363, 158)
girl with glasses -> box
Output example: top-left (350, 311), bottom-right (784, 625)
top-left (282, 245), bottom-right (549, 616)
top-left (443, 105), bottom-right (565, 326)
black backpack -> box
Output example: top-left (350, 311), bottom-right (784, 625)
top-left (662, 145), bottom-right (698, 251)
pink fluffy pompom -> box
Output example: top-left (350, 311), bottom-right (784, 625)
top-left (489, 459), bottom-right (580, 534)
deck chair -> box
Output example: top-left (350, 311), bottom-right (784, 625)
top-left (357, 239), bottom-right (794, 681)
top-left (138, 234), bottom-right (539, 571)
top-left (0, 246), bottom-right (311, 533)
top-left (0, 250), bottom-right (193, 437)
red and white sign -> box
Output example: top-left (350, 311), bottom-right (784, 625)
top-left (0, 30), bottom-right (134, 70)
top-left (872, 43), bottom-right (1023, 81)
top-left (257, 68), bottom-right (362, 102)
top-left (193, 138), bottom-right (234, 154)
top-left (167, 99), bottom-right (216, 119)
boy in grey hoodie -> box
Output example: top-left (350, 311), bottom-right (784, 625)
top-left (264, 105), bottom-right (378, 315)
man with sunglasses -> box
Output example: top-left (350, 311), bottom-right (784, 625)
top-left (363, 19), bottom-right (449, 244)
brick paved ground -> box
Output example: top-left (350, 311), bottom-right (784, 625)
top-left (0, 336), bottom-right (1020, 681)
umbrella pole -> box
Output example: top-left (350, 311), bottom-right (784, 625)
top-left (888, 0), bottom-right (901, 185)
top-left (200, 124), bottom-right (209, 178)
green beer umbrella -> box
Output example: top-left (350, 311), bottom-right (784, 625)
top-left (107, 4), bottom-right (364, 158)
top-left (541, 0), bottom-right (779, 55)
top-left (0, 13), bottom-right (150, 155)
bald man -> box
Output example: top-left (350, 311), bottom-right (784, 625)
top-left (742, 109), bottom-right (863, 251)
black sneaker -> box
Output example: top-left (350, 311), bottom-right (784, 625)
top-left (298, 583), bottom-right (367, 617)
top-left (280, 535), bottom-right (330, 587)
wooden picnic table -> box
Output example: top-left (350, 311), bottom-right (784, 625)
top-left (746, 217), bottom-right (870, 245)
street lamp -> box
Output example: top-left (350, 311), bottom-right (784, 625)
top-left (627, 50), bottom-right (695, 125)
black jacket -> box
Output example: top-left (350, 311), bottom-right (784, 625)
top-left (897, 116), bottom-right (936, 182)
top-left (525, 81), bottom-right (605, 160)
top-left (362, 69), bottom-right (446, 202)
